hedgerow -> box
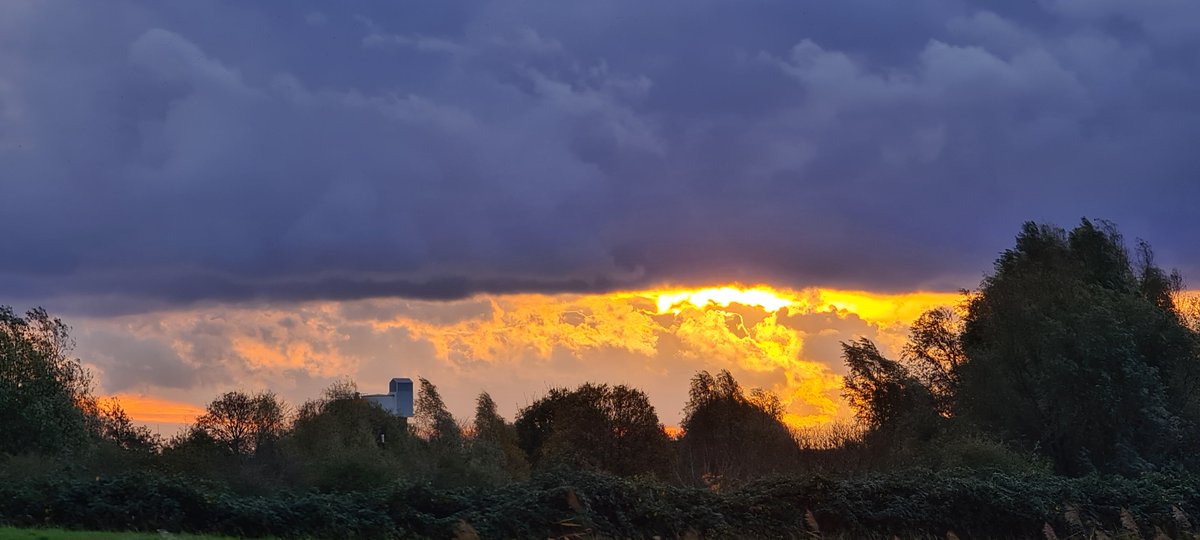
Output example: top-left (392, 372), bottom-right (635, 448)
top-left (3, 467), bottom-right (1199, 538)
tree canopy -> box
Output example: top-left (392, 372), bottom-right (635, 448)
top-left (839, 219), bottom-right (1200, 475)
top-left (0, 306), bottom-right (154, 456)
top-left (677, 370), bottom-right (799, 486)
top-left (842, 338), bottom-right (938, 436)
top-left (515, 383), bottom-right (671, 477)
top-left (0, 307), bottom-right (93, 454)
top-left (192, 391), bottom-right (288, 457)
top-left (957, 219), bottom-right (1200, 473)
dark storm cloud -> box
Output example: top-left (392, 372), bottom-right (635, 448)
top-left (4, 0), bottom-right (1200, 310)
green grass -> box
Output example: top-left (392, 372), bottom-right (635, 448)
top-left (0, 528), bottom-right (241, 540)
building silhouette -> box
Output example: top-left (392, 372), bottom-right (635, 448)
top-left (362, 377), bottom-right (414, 417)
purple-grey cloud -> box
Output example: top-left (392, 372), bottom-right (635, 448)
top-left (3, 0), bottom-right (1200, 312)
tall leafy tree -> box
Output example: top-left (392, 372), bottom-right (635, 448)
top-left (958, 220), bottom-right (1200, 473)
top-left (0, 306), bottom-right (92, 454)
top-left (287, 380), bottom-right (413, 491)
top-left (294, 381), bottom-right (397, 448)
top-left (414, 377), bottom-right (462, 447)
top-left (466, 392), bottom-right (529, 483)
top-left (0, 306), bottom-right (152, 455)
top-left (515, 383), bottom-right (671, 477)
top-left (1130, 240), bottom-right (1200, 432)
top-left (842, 338), bottom-right (939, 437)
top-left (901, 307), bottom-right (965, 415)
top-left (677, 370), bottom-right (798, 487)
top-left (193, 391), bottom-right (288, 456)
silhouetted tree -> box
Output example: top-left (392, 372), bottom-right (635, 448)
top-left (902, 307), bottom-right (965, 415)
top-left (677, 370), bottom-right (798, 487)
top-left (412, 377), bottom-right (478, 485)
top-left (193, 391), bottom-right (288, 456)
top-left (160, 426), bottom-right (227, 479)
top-left (843, 338), bottom-right (939, 436)
top-left (84, 398), bottom-right (159, 454)
top-left (958, 219), bottom-right (1200, 473)
top-left (414, 377), bottom-right (462, 447)
top-left (1131, 240), bottom-right (1200, 431)
top-left (515, 383), bottom-right (671, 477)
top-left (466, 392), bottom-right (529, 484)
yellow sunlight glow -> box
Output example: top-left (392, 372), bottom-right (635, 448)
top-left (372, 284), bottom-right (962, 429)
top-left (654, 286), bottom-right (796, 314)
top-left (816, 290), bottom-right (963, 325)
top-left (648, 285), bottom-right (961, 326)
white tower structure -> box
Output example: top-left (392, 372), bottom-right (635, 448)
top-left (363, 377), bottom-right (414, 417)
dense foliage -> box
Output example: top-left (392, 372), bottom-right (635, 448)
top-left (515, 383), bottom-right (672, 478)
top-left (4, 218), bottom-right (1200, 538)
top-left (0, 307), bottom-right (156, 458)
top-left (839, 219), bottom-right (1200, 476)
top-left (959, 221), bottom-right (1200, 474)
top-left (3, 466), bottom-right (1199, 539)
top-left (677, 370), bottom-right (800, 486)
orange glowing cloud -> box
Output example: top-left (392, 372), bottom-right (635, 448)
top-left (89, 286), bottom-right (1200, 433)
top-left (369, 285), bottom-right (962, 428)
top-left (231, 338), bottom-right (349, 377)
top-left (372, 294), bottom-right (662, 362)
top-left (82, 285), bottom-right (965, 432)
top-left (108, 394), bottom-right (206, 426)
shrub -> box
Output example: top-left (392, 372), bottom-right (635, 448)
top-left (5, 467), bottom-right (1200, 538)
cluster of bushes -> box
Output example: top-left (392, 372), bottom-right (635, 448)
top-left (3, 465), bottom-right (1199, 538)
top-left (5, 218), bottom-right (1200, 537)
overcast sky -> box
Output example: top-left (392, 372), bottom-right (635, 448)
top-left (3, 0), bottom-right (1199, 314)
top-left (3, 1), bottom-right (1200, 425)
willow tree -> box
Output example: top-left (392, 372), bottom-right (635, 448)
top-left (677, 370), bottom-right (798, 487)
top-left (842, 338), bottom-right (939, 438)
top-left (958, 220), bottom-right (1200, 474)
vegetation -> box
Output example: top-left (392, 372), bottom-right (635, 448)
top-left (0, 527), bottom-right (238, 539)
top-left (4, 218), bottom-right (1200, 538)
top-left (676, 370), bottom-right (800, 486)
top-left (3, 466), bottom-right (1200, 538)
top-left (515, 383), bottom-right (671, 478)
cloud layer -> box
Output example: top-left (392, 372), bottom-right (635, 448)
top-left (3, 0), bottom-right (1200, 309)
top-left (78, 287), bottom-right (959, 430)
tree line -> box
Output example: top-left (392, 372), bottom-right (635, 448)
top-left (4, 218), bottom-right (1200, 537)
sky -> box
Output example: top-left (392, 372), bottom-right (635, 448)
top-left (3, 0), bottom-right (1199, 432)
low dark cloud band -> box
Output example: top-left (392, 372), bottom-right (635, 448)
top-left (3, 0), bottom-right (1199, 311)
